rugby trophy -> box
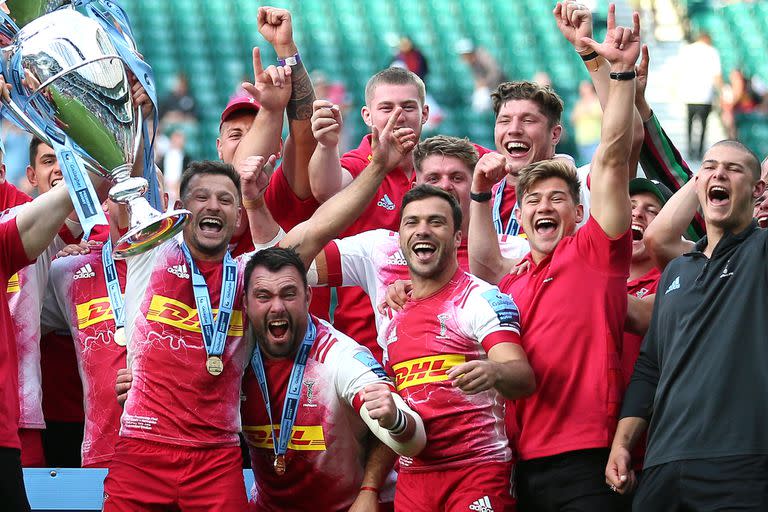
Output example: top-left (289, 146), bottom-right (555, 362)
top-left (0, 3), bottom-right (189, 258)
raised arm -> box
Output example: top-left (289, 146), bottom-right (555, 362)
top-left (468, 153), bottom-right (517, 283)
top-left (308, 100), bottom-right (354, 202)
top-left (237, 155), bottom-right (283, 247)
top-left (281, 107), bottom-right (417, 266)
top-left (643, 179), bottom-right (697, 270)
top-left (580, 10), bottom-right (641, 238)
top-left (16, 183), bottom-right (73, 260)
top-left (256, 6), bottom-right (316, 199)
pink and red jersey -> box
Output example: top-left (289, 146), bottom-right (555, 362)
top-left (0, 214), bottom-right (34, 449)
top-left (121, 239), bottom-right (252, 447)
top-left (498, 217), bottom-right (632, 461)
top-left (264, 164), bottom-right (320, 232)
top-left (321, 228), bottom-right (529, 354)
top-left (241, 317), bottom-right (395, 511)
top-left (623, 267), bottom-right (661, 383)
top-left (381, 269), bottom-right (520, 472)
top-left (41, 244), bottom-right (127, 466)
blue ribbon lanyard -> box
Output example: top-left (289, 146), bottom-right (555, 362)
top-left (102, 239), bottom-right (125, 328)
top-left (492, 181), bottom-right (521, 236)
top-left (250, 317), bottom-right (317, 458)
top-left (179, 243), bottom-right (238, 358)
top-left (55, 142), bottom-right (109, 240)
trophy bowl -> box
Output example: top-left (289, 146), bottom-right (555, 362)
top-left (2, 8), bottom-right (189, 258)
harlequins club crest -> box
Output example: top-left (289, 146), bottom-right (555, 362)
top-left (303, 380), bottom-right (317, 407)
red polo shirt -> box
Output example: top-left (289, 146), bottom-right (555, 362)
top-left (498, 216), bottom-right (632, 460)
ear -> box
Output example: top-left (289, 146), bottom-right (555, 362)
top-left (361, 105), bottom-right (372, 128)
top-left (575, 203), bottom-right (585, 224)
top-left (174, 198), bottom-right (183, 210)
top-left (0, 163), bottom-right (6, 183)
top-left (26, 165), bottom-right (38, 187)
top-left (753, 179), bottom-right (766, 200)
top-left (305, 285), bottom-right (312, 306)
top-left (162, 192), bottom-right (170, 211)
top-left (551, 124), bottom-right (563, 147)
top-left (216, 138), bottom-right (224, 160)
top-left (421, 103), bottom-right (430, 125)
top-left (454, 228), bottom-right (462, 247)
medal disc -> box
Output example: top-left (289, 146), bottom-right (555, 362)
top-left (206, 355), bottom-right (224, 376)
top-left (114, 327), bottom-right (127, 347)
top-left (274, 454), bottom-right (286, 475)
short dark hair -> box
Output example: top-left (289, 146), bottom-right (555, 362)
top-left (179, 161), bottom-right (241, 203)
top-left (491, 81), bottom-right (564, 127)
top-left (365, 67), bottom-right (426, 105)
top-left (710, 140), bottom-right (762, 180)
top-left (401, 184), bottom-right (462, 233)
top-left (516, 159), bottom-right (581, 206)
top-left (244, 247), bottom-right (308, 291)
top-left (413, 135), bottom-right (479, 175)
top-left (29, 137), bottom-right (47, 169)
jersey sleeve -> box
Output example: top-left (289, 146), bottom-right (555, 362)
top-left (328, 332), bottom-right (394, 412)
top-left (459, 283), bottom-right (522, 353)
top-left (323, 230), bottom-right (389, 291)
top-left (0, 214), bottom-right (34, 277)
top-left (339, 150), bottom-right (370, 178)
top-left (574, 216), bottom-right (632, 276)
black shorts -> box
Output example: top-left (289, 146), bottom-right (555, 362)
top-left (516, 448), bottom-right (629, 512)
top-left (0, 447), bottom-right (31, 512)
top-left (635, 455), bottom-right (768, 511)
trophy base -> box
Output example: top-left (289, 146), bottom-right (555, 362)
top-left (113, 209), bottom-right (190, 259)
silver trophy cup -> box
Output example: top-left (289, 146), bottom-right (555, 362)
top-left (2, 8), bottom-right (189, 258)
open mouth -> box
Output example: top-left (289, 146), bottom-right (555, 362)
top-left (51, 178), bottom-right (63, 188)
top-left (534, 218), bottom-right (557, 236)
top-left (411, 241), bottom-right (437, 262)
top-left (758, 214), bottom-right (768, 228)
top-left (707, 185), bottom-right (730, 207)
top-left (198, 216), bottom-right (223, 234)
top-left (505, 141), bottom-right (530, 158)
top-left (267, 319), bottom-right (289, 339)
top-left (631, 223), bottom-right (645, 241)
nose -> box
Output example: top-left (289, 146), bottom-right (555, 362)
top-left (631, 204), bottom-right (643, 221)
top-left (508, 117), bottom-right (524, 134)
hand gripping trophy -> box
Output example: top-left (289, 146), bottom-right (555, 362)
top-left (0, 1), bottom-right (189, 258)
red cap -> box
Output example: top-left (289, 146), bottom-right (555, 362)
top-left (220, 95), bottom-right (261, 128)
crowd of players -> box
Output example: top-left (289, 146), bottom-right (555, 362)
top-left (1, 2), bottom-right (767, 511)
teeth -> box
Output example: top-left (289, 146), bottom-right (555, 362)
top-left (535, 219), bottom-right (556, 228)
top-left (413, 243), bottom-right (434, 251)
top-left (268, 320), bottom-right (288, 328)
top-left (200, 217), bottom-right (222, 226)
top-left (711, 186), bottom-right (727, 192)
top-left (631, 223), bottom-right (645, 235)
top-left (505, 141), bottom-right (529, 152)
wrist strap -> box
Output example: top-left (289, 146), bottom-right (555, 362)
top-left (242, 198), bottom-right (263, 210)
top-left (609, 70), bottom-right (636, 81)
top-left (470, 191), bottom-right (493, 203)
top-left (387, 408), bottom-right (407, 436)
top-left (579, 51), bottom-right (599, 62)
top-left (360, 486), bottom-right (379, 495)
top-left (278, 53), bottom-right (301, 66)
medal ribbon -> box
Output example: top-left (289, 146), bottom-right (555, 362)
top-left (250, 316), bottom-right (316, 459)
top-left (492, 180), bottom-right (521, 236)
top-left (102, 239), bottom-right (125, 328)
top-left (180, 243), bottom-right (238, 358)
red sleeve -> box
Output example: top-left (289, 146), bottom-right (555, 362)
top-left (264, 165), bottom-right (320, 231)
top-left (480, 330), bottom-right (522, 354)
top-left (323, 241), bottom-right (343, 287)
top-left (575, 216), bottom-right (632, 276)
top-left (340, 148), bottom-right (370, 178)
top-left (0, 181), bottom-right (32, 210)
top-left (473, 144), bottom-right (497, 158)
top-left (0, 216), bottom-right (34, 277)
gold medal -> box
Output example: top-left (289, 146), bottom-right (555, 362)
top-left (273, 454), bottom-right (286, 475)
top-left (206, 355), bottom-right (224, 376)
top-left (113, 327), bottom-right (127, 347)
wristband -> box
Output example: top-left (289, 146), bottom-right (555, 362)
top-left (241, 198), bottom-right (263, 210)
top-left (579, 51), bottom-right (599, 62)
top-left (609, 70), bottom-right (636, 81)
top-left (387, 408), bottom-right (407, 436)
top-left (359, 486), bottom-right (379, 495)
top-left (470, 191), bottom-right (493, 203)
top-left (278, 53), bottom-right (301, 67)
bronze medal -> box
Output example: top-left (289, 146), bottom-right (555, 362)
top-left (113, 327), bottom-right (127, 347)
top-left (274, 454), bottom-right (286, 475)
top-left (206, 355), bottom-right (224, 376)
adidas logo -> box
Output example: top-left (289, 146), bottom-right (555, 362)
top-left (386, 250), bottom-right (407, 266)
top-left (469, 496), bottom-right (494, 512)
top-left (167, 263), bottom-right (190, 279)
top-left (377, 194), bottom-right (395, 211)
top-left (74, 264), bottom-right (95, 280)
top-left (665, 276), bottom-right (680, 295)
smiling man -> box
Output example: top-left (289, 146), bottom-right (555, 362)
top-left (469, 12), bottom-right (640, 511)
top-left (606, 140), bottom-right (768, 510)
top-left (380, 184), bottom-right (534, 510)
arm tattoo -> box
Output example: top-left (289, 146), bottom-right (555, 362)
top-left (287, 62), bottom-right (316, 121)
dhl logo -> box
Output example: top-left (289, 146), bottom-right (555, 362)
top-left (392, 354), bottom-right (466, 391)
top-left (6, 273), bottom-right (19, 293)
top-left (242, 425), bottom-right (326, 451)
top-left (76, 297), bottom-right (114, 328)
top-left (146, 295), bottom-right (243, 336)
